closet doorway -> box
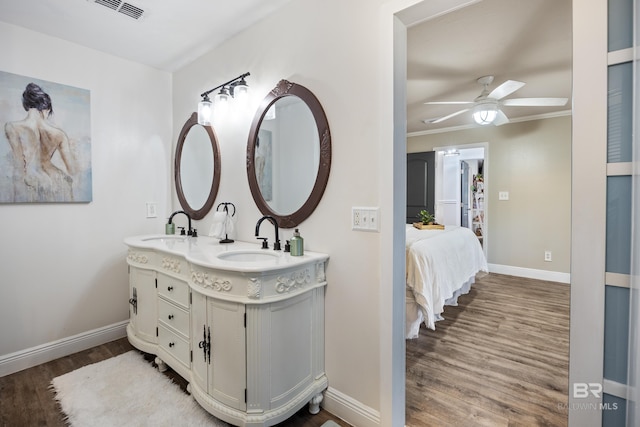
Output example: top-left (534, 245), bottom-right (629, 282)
top-left (433, 145), bottom-right (487, 256)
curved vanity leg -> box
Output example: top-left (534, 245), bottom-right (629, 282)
top-left (155, 356), bottom-right (168, 373)
top-left (308, 392), bottom-right (324, 415)
top-left (186, 383), bottom-right (192, 395)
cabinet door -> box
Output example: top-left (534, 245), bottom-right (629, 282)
top-left (129, 267), bottom-right (157, 343)
top-left (190, 290), bottom-right (208, 390)
top-left (209, 299), bottom-right (246, 411)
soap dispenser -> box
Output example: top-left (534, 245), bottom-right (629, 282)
top-left (165, 220), bottom-right (175, 235)
top-left (290, 229), bottom-right (304, 256)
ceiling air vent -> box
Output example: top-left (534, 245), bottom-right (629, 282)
top-left (91, 0), bottom-right (145, 20)
top-left (94, 0), bottom-right (120, 10)
top-left (118, 3), bottom-right (144, 20)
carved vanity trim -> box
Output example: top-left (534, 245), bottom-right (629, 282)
top-left (124, 235), bottom-right (328, 427)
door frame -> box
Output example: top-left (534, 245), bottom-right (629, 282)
top-left (432, 142), bottom-right (488, 259)
top-left (381, 1), bottom-right (604, 426)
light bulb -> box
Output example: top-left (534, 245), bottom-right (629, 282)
top-left (233, 79), bottom-right (249, 103)
top-left (472, 104), bottom-right (498, 125)
top-left (197, 96), bottom-right (212, 126)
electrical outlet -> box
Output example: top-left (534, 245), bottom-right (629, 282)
top-left (544, 250), bottom-right (552, 262)
top-left (352, 207), bottom-right (380, 232)
top-left (352, 209), bottom-right (362, 228)
top-left (499, 191), bottom-right (509, 201)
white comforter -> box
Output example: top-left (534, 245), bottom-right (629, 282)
top-left (406, 224), bottom-right (488, 337)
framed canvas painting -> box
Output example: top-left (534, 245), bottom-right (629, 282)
top-left (0, 70), bottom-right (92, 203)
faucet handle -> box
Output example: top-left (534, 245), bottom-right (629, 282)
top-left (178, 226), bottom-right (186, 235)
top-left (257, 237), bottom-right (268, 249)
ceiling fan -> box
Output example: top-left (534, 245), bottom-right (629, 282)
top-left (423, 75), bottom-right (568, 126)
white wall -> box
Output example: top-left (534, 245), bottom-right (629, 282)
top-left (0, 22), bottom-right (172, 367)
top-left (172, 0), bottom-right (386, 422)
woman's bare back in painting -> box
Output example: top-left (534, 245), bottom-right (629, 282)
top-left (4, 83), bottom-right (76, 201)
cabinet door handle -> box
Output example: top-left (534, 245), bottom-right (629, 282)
top-left (169, 342), bottom-right (175, 348)
top-left (168, 314), bottom-right (174, 320)
top-left (129, 287), bottom-right (137, 315)
top-left (167, 286), bottom-right (174, 291)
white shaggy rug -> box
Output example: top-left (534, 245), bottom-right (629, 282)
top-left (51, 351), bottom-right (228, 427)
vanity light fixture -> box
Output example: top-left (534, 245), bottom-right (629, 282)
top-left (197, 72), bottom-right (250, 125)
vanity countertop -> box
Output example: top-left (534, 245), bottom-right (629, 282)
top-left (124, 234), bottom-right (329, 274)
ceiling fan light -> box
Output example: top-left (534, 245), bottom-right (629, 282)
top-left (472, 104), bottom-right (498, 125)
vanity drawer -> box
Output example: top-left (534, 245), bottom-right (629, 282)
top-left (157, 274), bottom-right (189, 308)
top-left (158, 298), bottom-right (189, 338)
top-left (158, 325), bottom-right (190, 367)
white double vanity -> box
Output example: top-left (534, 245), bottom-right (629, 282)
top-left (125, 234), bottom-right (329, 426)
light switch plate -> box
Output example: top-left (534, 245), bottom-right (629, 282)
top-left (146, 202), bottom-right (157, 218)
top-left (352, 207), bottom-right (380, 232)
top-left (499, 191), bottom-right (509, 201)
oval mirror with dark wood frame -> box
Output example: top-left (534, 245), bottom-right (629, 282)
top-left (247, 80), bottom-right (331, 228)
top-left (175, 112), bottom-right (221, 220)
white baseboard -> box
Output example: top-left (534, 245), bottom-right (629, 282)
top-left (488, 263), bottom-right (570, 284)
top-left (323, 386), bottom-right (381, 427)
top-left (0, 320), bottom-right (128, 377)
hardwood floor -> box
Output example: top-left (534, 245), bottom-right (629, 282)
top-left (406, 273), bottom-right (570, 427)
top-left (1, 273), bottom-right (568, 427)
top-left (0, 338), bottom-right (348, 427)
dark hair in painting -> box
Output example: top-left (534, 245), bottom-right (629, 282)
top-left (22, 83), bottom-right (53, 116)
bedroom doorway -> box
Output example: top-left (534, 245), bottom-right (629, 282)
top-left (403, 2), bottom-right (571, 424)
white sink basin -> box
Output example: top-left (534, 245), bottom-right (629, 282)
top-left (217, 250), bottom-right (280, 263)
top-left (141, 235), bottom-right (187, 243)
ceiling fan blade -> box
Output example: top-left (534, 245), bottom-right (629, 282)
top-left (502, 97), bottom-right (568, 106)
top-left (493, 109), bottom-right (510, 126)
top-left (488, 80), bottom-right (525, 100)
top-left (425, 108), bottom-right (470, 124)
top-left (424, 101), bottom-right (474, 105)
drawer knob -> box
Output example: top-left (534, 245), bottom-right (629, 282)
top-left (167, 286), bottom-right (174, 291)
top-left (168, 314), bottom-right (174, 320)
top-left (169, 342), bottom-right (175, 348)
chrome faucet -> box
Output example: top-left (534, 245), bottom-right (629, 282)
top-left (255, 215), bottom-right (281, 250)
top-left (168, 210), bottom-right (194, 236)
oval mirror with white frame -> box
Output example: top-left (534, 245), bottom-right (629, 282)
top-left (175, 112), bottom-right (221, 220)
top-left (247, 80), bottom-right (331, 228)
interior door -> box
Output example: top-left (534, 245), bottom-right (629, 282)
top-left (406, 151), bottom-right (435, 223)
top-left (460, 160), bottom-right (470, 228)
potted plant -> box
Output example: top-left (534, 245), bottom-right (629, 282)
top-left (418, 209), bottom-right (435, 225)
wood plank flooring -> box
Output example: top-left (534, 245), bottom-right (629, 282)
top-left (1, 273), bottom-right (569, 427)
top-left (0, 338), bottom-right (348, 427)
top-left (406, 273), bottom-right (570, 427)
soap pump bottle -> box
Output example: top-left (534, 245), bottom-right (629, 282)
top-left (290, 229), bottom-right (304, 256)
top-left (165, 220), bottom-right (175, 235)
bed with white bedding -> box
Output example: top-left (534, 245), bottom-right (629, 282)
top-left (405, 224), bottom-right (488, 339)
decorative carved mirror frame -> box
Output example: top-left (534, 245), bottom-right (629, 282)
top-left (247, 80), bottom-right (332, 228)
top-left (175, 112), bottom-right (221, 220)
